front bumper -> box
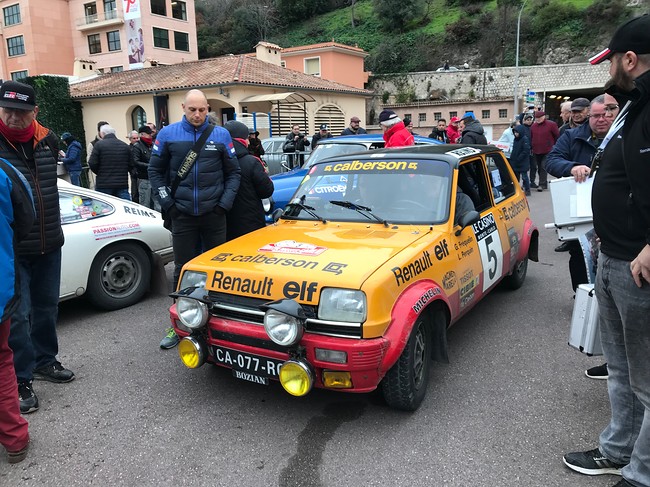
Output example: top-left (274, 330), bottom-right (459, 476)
top-left (170, 305), bottom-right (389, 393)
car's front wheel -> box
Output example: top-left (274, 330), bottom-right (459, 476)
top-left (86, 242), bottom-right (151, 310)
top-left (381, 314), bottom-right (433, 411)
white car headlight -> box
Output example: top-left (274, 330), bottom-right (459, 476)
top-left (264, 309), bottom-right (304, 346)
top-left (179, 271), bottom-right (207, 290)
top-left (177, 297), bottom-right (208, 329)
top-left (318, 288), bottom-right (367, 322)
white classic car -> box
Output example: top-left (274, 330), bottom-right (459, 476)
top-left (58, 180), bottom-right (173, 310)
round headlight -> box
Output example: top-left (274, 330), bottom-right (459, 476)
top-left (279, 360), bottom-right (314, 396)
top-left (177, 297), bottom-right (208, 329)
top-left (263, 309), bottom-right (304, 346)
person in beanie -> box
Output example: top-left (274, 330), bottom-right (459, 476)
top-left (378, 110), bottom-right (414, 148)
top-left (0, 80), bottom-right (75, 415)
top-left (0, 159), bottom-right (34, 463)
top-left (562, 14), bottom-right (650, 487)
top-left (131, 125), bottom-right (158, 210)
top-left (458, 112), bottom-right (488, 144)
top-left (224, 120), bottom-right (274, 240)
top-left (312, 123), bottom-right (333, 148)
top-left (59, 132), bottom-right (83, 186)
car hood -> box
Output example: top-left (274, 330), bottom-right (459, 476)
top-left (185, 222), bottom-right (439, 303)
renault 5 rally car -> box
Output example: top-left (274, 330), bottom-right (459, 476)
top-left (170, 145), bottom-right (538, 411)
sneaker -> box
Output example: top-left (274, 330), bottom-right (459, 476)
top-left (585, 363), bottom-right (608, 380)
top-left (525, 189), bottom-right (531, 196)
top-left (18, 381), bottom-right (39, 414)
top-left (160, 328), bottom-right (180, 349)
top-left (530, 182), bottom-right (538, 189)
top-left (537, 186), bottom-right (544, 192)
top-left (7, 441), bottom-right (29, 464)
top-left (563, 447), bottom-right (626, 476)
top-left (33, 361), bottom-right (75, 383)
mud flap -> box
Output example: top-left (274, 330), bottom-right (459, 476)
top-left (150, 255), bottom-right (172, 295)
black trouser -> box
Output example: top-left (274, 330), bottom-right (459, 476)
top-left (171, 210), bottom-right (226, 289)
top-left (530, 153), bottom-right (549, 188)
top-left (567, 240), bottom-right (588, 292)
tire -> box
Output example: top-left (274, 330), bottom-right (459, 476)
top-left (502, 257), bottom-right (528, 290)
top-left (86, 242), bottom-right (151, 310)
top-left (381, 314), bottom-right (432, 411)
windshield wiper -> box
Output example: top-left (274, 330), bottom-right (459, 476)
top-left (285, 196), bottom-right (327, 223)
top-left (329, 200), bottom-right (389, 227)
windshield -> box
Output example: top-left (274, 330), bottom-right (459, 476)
top-left (304, 142), bottom-right (369, 170)
top-left (284, 158), bottom-right (452, 224)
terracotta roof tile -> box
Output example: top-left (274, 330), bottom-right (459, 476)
top-left (69, 55), bottom-right (371, 99)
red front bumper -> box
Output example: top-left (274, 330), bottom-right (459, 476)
top-left (170, 306), bottom-right (390, 393)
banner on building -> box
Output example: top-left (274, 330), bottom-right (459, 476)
top-left (123, 0), bottom-right (144, 69)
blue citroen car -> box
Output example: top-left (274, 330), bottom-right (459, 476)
top-left (269, 134), bottom-right (441, 218)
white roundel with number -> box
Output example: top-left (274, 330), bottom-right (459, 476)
top-left (471, 213), bottom-right (503, 291)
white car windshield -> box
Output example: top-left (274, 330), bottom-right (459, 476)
top-left (284, 158), bottom-right (452, 224)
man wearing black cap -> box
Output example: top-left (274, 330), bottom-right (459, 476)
top-left (562, 15), bottom-right (650, 487)
top-left (0, 80), bottom-right (75, 414)
top-left (224, 120), bottom-right (274, 240)
top-left (311, 123), bottom-right (333, 148)
top-left (131, 125), bottom-right (158, 210)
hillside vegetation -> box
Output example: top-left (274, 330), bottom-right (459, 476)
top-left (195, 0), bottom-right (639, 73)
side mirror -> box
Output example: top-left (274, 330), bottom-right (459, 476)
top-left (271, 208), bottom-right (284, 223)
top-left (455, 210), bottom-right (480, 236)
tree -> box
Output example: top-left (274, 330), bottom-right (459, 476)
top-left (372, 0), bottom-right (425, 32)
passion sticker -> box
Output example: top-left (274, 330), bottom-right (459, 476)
top-left (92, 222), bottom-right (142, 240)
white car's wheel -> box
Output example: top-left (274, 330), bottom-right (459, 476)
top-left (86, 243), bottom-right (151, 310)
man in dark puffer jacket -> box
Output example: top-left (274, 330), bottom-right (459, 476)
top-left (224, 120), bottom-right (274, 240)
top-left (0, 80), bottom-right (75, 415)
top-left (89, 124), bottom-right (131, 201)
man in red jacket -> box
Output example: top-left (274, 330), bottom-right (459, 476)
top-left (529, 110), bottom-right (559, 192)
top-left (378, 110), bottom-right (414, 148)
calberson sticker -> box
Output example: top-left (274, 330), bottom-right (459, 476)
top-left (472, 213), bottom-right (503, 291)
top-left (259, 240), bottom-right (327, 256)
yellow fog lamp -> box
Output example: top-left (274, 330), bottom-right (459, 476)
top-left (279, 359), bottom-right (314, 396)
top-left (178, 336), bottom-right (206, 369)
top-left (322, 371), bottom-right (352, 389)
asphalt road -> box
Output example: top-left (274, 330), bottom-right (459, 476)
top-left (0, 188), bottom-right (616, 487)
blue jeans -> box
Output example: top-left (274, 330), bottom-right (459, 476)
top-left (9, 250), bottom-right (62, 383)
top-left (96, 187), bottom-right (131, 201)
top-left (514, 171), bottom-right (530, 192)
top-left (69, 170), bottom-right (82, 187)
top-left (596, 252), bottom-right (650, 486)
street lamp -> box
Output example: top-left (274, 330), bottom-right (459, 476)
top-left (513, 0), bottom-right (528, 119)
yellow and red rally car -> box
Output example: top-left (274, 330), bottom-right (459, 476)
top-left (171, 145), bottom-right (538, 411)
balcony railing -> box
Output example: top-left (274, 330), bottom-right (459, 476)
top-left (76, 9), bottom-right (123, 30)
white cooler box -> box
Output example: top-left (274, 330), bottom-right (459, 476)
top-left (569, 283), bottom-right (603, 356)
top-left (549, 177), bottom-right (593, 241)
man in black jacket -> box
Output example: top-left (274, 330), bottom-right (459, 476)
top-left (0, 80), bottom-right (75, 415)
top-left (224, 121), bottom-right (274, 240)
top-left (131, 125), bottom-right (158, 210)
top-left (283, 124), bottom-right (310, 168)
top-left (311, 124), bottom-right (333, 148)
top-left (458, 113), bottom-right (488, 144)
top-left (89, 125), bottom-right (131, 201)
top-left (562, 15), bottom-right (650, 487)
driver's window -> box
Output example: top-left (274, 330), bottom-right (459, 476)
top-left (458, 159), bottom-right (492, 213)
top-left (486, 153), bottom-right (515, 203)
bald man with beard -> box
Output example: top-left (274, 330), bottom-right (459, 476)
top-left (149, 89), bottom-right (240, 349)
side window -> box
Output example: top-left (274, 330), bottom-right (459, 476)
top-left (458, 159), bottom-right (492, 213)
top-left (60, 192), bottom-right (114, 224)
top-left (485, 153), bottom-right (515, 203)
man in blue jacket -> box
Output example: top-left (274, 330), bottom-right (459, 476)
top-left (59, 132), bottom-right (83, 186)
top-left (149, 89), bottom-right (240, 349)
top-left (0, 158), bottom-right (34, 463)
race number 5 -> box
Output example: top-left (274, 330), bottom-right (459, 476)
top-left (473, 214), bottom-right (503, 291)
